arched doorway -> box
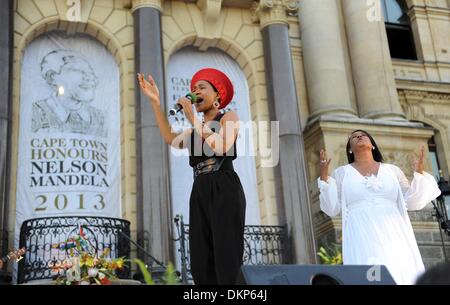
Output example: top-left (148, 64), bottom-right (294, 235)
top-left (15, 31), bottom-right (122, 280)
top-left (167, 47), bottom-right (261, 270)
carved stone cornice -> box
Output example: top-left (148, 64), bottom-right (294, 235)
top-left (251, 0), bottom-right (299, 29)
top-left (408, 5), bottom-right (450, 22)
top-left (131, 0), bottom-right (163, 13)
top-left (400, 89), bottom-right (450, 103)
top-left (399, 89), bottom-right (427, 101)
top-left (399, 89), bottom-right (450, 122)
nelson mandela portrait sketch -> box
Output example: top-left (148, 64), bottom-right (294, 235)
top-left (32, 50), bottom-right (107, 137)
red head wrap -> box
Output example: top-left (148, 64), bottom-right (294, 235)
top-left (190, 68), bottom-right (234, 109)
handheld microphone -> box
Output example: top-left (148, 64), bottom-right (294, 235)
top-left (169, 93), bottom-right (198, 116)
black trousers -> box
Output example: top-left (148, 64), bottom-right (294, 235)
top-left (189, 169), bottom-right (246, 285)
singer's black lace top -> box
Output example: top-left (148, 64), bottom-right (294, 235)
top-left (188, 112), bottom-right (237, 168)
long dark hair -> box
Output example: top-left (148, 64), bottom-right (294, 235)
top-left (346, 130), bottom-right (384, 163)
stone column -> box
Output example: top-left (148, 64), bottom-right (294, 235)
top-left (342, 0), bottom-right (405, 120)
top-left (299, 0), bottom-right (357, 119)
top-left (253, 0), bottom-right (317, 264)
top-left (132, 0), bottom-right (173, 265)
top-left (0, 0), bottom-right (13, 257)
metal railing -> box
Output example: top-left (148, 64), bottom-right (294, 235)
top-left (18, 216), bottom-right (131, 283)
top-left (174, 215), bottom-right (291, 284)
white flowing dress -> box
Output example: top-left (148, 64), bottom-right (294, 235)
top-left (318, 163), bottom-right (441, 285)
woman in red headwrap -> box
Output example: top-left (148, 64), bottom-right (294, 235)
top-left (137, 68), bottom-right (246, 285)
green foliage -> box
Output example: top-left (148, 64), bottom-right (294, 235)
top-left (317, 243), bottom-right (343, 265)
top-left (133, 259), bottom-right (179, 285)
top-left (133, 259), bottom-right (155, 285)
top-left (162, 262), bottom-right (179, 285)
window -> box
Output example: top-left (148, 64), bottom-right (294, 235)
top-left (428, 136), bottom-right (441, 180)
top-left (381, 0), bottom-right (417, 60)
top-left (429, 135), bottom-right (450, 229)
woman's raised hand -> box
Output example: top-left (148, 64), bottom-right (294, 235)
top-left (137, 73), bottom-right (160, 106)
top-left (414, 145), bottom-right (425, 174)
top-left (319, 149), bottom-right (331, 182)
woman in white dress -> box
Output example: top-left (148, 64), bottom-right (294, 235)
top-left (318, 130), bottom-right (441, 285)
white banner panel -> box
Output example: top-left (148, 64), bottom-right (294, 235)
top-left (15, 32), bottom-right (121, 243)
top-left (167, 47), bottom-right (260, 228)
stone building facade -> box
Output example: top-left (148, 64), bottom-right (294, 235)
top-left (0, 0), bottom-right (449, 274)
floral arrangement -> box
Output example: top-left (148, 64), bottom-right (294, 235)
top-left (49, 227), bottom-right (126, 285)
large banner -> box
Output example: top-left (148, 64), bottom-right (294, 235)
top-left (15, 32), bottom-right (121, 243)
top-left (167, 47), bottom-right (260, 227)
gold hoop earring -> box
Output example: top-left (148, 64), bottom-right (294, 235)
top-left (213, 101), bottom-right (220, 108)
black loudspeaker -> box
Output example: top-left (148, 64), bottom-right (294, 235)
top-left (236, 265), bottom-right (396, 285)
top-left (0, 271), bottom-right (12, 285)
